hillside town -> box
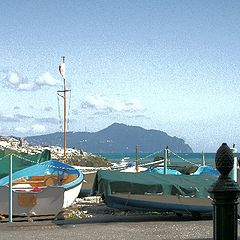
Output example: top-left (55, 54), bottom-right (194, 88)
top-left (0, 136), bottom-right (111, 168)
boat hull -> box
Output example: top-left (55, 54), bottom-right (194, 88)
top-left (79, 171), bottom-right (97, 197)
top-left (105, 193), bottom-right (212, 215)
top-left (0, 186), bottom-right (64, 216)
top-left (63, 182), bottom-right (83, 208)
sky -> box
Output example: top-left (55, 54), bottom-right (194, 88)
top-left (0, 0), bottom-right (240, 152)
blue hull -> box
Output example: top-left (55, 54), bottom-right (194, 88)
top-left (0, 160), bottom-right (84, 190)
top-left (105, 195), bottom-right (212, 215)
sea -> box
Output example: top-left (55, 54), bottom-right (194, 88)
top-left (96, 152), bottom-right (216, 168)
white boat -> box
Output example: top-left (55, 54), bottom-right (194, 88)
top-left (111, 157), bottom-right (132, 169)
top-left (0, 160), bottom-right (84, 217)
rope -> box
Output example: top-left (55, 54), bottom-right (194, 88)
top-left (0, 154), bottom-right (78, 172)
top-left (0, 153), bottom-right (42, 164)
top-left (57, 95), bottom-right (63, 131)
top-left (67, 90), bottom-right (72, 131)
top-left (138, 149), bottom-right (164, 161)
top-left (170, 151), bottom-right (198, 166)
top-left (139, 159), bottom-right (164, 167)
top-left (40, 162), bottom-right (77, 172)
top-left (41, 161), bottom-right (84, 173)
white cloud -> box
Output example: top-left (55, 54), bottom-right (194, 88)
top-left (8, 72), bottom-right (20, 84)
top-left (1, 70), bottom-right (59, 91)
top-left (0, 113), bottom-right (18, 123)
top-left (18, 82), bottom-right (35, 91)
top-left (2, 71), bottom-right (31, 90)
top-left (15, 126), bottom-right (28, 133)
top-left (36, 72), bottom-right (60, 87)
top-left (81, 95), bottom-right (146, 113)
top-left (31, 124), bottom-right (47, 133)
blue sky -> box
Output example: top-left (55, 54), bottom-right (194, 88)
top-left (0, 0), bottom-right (240, 152)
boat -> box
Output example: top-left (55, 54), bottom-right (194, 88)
top-left (0, 159), bottom-right (84, 217)
top-left (146, 165), bottom-right (219, 176)
top-left (91, 148), bottom-right (220, 215)
top-left (111, 157), bottom-right (132, 169)
top-left (0, 58), bottom-right (86, 218)
top-left (92, 169), bottom-right (218, 216)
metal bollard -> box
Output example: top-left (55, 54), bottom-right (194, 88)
top-left (208, 143), bottom-right (240, 240)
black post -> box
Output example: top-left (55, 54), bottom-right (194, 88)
top-left (208, 143), bottom-right (240, 240)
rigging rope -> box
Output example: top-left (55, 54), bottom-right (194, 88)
top-left (0, 153), bottom-right (41, 164)
top-left (0, 154), bottom-right (76, 171)
top-left (57, 95), bottom-right (63, 131)
top-left (138, 148), bottom-right (164, 161)
top-left (67, 90), bottom-right (72, 131)
top-left (170, 151), bottom-right (198, 166)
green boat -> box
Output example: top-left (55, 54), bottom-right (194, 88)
top-left (92, 170), bottom-right (217, 216)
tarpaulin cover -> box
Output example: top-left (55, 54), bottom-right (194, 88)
top-left (0, 150), bottom-right (51, 178)
top-left (92, 170), bottom-right (217, 199)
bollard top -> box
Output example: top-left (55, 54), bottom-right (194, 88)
top-left (215, 143), bottom-right (233, 177)
top-left (208, 143), bottom-right (240, 196)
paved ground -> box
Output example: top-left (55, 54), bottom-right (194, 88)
top-left (0, 215), bottom-right (216, 240)
top-left (2, 215), bottom-right (240, 240)
top-left (0, 200), bottom-right (240, 240)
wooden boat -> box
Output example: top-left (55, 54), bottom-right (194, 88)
top-left (0, 160), bottom-right (84, 217)
top-left (92, 170), bottom-right (218, 216)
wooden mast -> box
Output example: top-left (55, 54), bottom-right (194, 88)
top-left (58, 56), bottom-right (69, 161)
top-left (63, 56), bottom-right (67, 160)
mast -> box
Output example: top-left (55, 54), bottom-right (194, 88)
top-left (201, 151), bottom-right (206, 166)
top-left (58, 56), bottom-right (70, 161)
top-left (135, 144), bottom-right (139, 172)
top-left (63, 56), bottom-right (67, 160)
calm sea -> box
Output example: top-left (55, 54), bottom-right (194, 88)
top-left (96, 152), bottom-right (216, 167)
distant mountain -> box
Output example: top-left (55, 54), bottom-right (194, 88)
top-left (25, 123), bottom-right (193, 153)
